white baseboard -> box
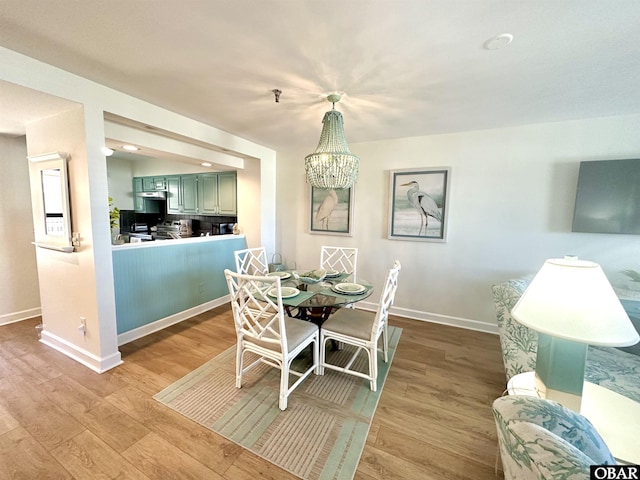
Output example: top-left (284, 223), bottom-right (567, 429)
top-left (40, 330), bottom-right (123, 373)
top-left (356, 300), bottom-right (498, 335)
top-left (117, 295), bottom-right (231, 346)
top-left (0, 307), bottom-right (41, 326)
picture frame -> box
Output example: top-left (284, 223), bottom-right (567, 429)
top-left (388, 167), bottom-right (451, 242)
top-left (309, 186), bottom-right (354, 236)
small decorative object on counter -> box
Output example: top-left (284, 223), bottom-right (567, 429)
top-left (232, 223), bottom-right (240, 235)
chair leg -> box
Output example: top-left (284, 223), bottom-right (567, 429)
top-left (368, 345), bottom-right (378, 392)
top-left (279, 360), bottom-right (289, 410)
top-left (313, 337), bottom-right (320, 375)
top-left (382, 324), bottom-right (389, 363)
top-left (235, 344), bottom-right (243, 388)
top-left (318, 336), bottom-right (326, 375)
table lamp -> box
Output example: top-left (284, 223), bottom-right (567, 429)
top-left (511, 256), bottom-right (640, 411)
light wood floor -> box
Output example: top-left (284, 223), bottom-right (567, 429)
top-left (0, 307), bottom-right (506, 479)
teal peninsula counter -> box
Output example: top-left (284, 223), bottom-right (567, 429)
top-left (112, 234), bottom-right (246, 344)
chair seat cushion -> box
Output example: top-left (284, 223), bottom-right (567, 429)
top-left (322, 308), bottom-right (375, 340)
top-left (247, 317), bottom-right (318, 352)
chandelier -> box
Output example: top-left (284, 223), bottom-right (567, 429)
top-left (304, 93), bottom-right (360, 189)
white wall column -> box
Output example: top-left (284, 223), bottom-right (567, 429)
top-left (26, 106), bottom-right (121, 372)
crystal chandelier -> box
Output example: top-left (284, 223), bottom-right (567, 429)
top-left (304, 93), bottom-right (360, 189)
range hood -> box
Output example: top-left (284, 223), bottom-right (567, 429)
top-left (136, 191), bottom-right (166, 200)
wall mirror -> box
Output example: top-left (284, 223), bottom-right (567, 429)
top-left (28, 152), bottom-right (74, 252)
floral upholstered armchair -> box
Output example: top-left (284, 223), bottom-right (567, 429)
top-left (492, 277), bottom-right (640, 403)
top-left (493, 395), bottom-right (615, 480)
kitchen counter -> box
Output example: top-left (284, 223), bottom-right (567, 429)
top-left (112, 234), bottom-right (243, 250)
top-left (112, 234), bottom-right (246, 344)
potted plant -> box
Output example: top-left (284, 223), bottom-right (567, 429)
top-left (109, 197), bottom-right (122, 244)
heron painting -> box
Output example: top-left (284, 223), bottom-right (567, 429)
top-left (309, 186), bottom-right (353, 236)
top-left (388, 168), bottom-right (450, 242)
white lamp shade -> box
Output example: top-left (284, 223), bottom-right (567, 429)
top-left (512, 258), bottom-right (640, 347)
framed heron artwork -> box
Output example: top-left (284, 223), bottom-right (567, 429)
top-left (309, 186), bottom-right (354, 236)
top-left (388, 167), bottom-right (451, 242)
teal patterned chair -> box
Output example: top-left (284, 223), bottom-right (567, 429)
top-left (493, 395), bottom-right (615, 479)
top-left (492, 277), bottom-right (640, 403)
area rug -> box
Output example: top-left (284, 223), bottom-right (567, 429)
top-left (154, 326), bottom-right (402, 480)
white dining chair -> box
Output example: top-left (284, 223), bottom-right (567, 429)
top-left (320, 246), bottom-right (358, 280)
top-left (318, 260), bottom-right (401, 391)
top-left (234, 247), bottom-right (269, 276)
top-left (320, 246), bottom-right (359, 310)
top-left (224, 269), bottom-right (319, 410)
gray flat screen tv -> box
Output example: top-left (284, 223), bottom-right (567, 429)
top-left (572, 158), bottom-right (640, 234)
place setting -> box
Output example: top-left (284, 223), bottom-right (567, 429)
top-left (331, 282), bottom-right (367, 295)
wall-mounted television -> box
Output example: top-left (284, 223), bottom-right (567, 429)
top-left (572, 158), bottom-right (640, 235)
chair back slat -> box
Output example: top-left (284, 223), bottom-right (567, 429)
top-left (225, 269), bottom-right (286, 348)
top-left (372, 260), bottom-right (401, 338)
top-left (320, 246), bottom-right (358, 279)
top-left (234, 247), bottom-right (269, 276)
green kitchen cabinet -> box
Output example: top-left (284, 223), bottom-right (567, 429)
top-left (142, 176), bottom-right (166, 191)
top-left (198, 172), bottom-right (237, 215)
top-left (167, 175), bottom-right (198, 214)
top-left (133, 177), bottom-right (160, 213)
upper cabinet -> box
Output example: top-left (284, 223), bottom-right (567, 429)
top-left (133, 177), bottom-right (161, 213)
top-left (133, 172), bottom-right (236, 216)
top-left (142, 176), bottom-right (166, 191)
top-left (166, 175), bottom-right (198, 215)
top-left (198, 172), bottom-right (237, 215)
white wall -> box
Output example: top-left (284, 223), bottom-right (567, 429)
top-left (26, 106), bottom-right (122, 372)
top-left (106, 156), bottom-right (134, 210)
top-left (0, 134), bottom-right (40, 324)
top-left (277, 114), bottom-right (640, 332)
top-left (0, 46), bottom-right (277, 371)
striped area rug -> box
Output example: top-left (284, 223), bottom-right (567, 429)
top-left (154, 326), bottom-right (402, 480)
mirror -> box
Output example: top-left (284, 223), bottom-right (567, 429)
top-left (41, 168), bottom-right (65, 236)
top-left (28, 152), bottom-right (74, 252)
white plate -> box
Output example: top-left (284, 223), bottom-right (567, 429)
top-left (333, 283), bottom-right (365, 294)
top-left (267, 287), bottom-right (300, 299)
top-left (324, 270), bottom-right (341, 278)
top-left (267, 271), bottom-right (291, 279)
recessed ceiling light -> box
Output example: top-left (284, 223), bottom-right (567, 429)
top-left (201, 162), bottom-right (212, 167)
top-left (101, 147), bottom-right (114, 156)
top-left (121, 144), bottom-right (139, 151)
top-left (484, 33), bottom-right (514, 50)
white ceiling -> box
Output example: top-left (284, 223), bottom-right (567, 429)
top-left (2, 0), bottom-right (640, 152)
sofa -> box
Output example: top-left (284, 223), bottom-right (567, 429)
top-left (493, 395), bottom-right (615, 480)
top-left (492, 277), bottom-right (640, 403)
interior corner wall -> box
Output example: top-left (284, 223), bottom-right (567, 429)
top-left (26, 106), bottom-right (121, 372)
top-left (276, 113), bottom-right (640, 333)
top-left (0, 134), bottom-right (41, 325)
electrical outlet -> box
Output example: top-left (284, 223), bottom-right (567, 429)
top-left (78, 317), bottom-right (86, 336)
top-left (199, 283), bottom-right (204, 293)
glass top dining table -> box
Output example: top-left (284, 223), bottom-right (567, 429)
top-left (267, 270), bottom-right (374, 325)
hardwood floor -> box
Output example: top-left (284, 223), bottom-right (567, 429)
top-left (0, 307), bottom-right (506, 479)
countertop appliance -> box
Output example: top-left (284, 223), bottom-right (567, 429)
top-left (129, 223), bottom-right (153, 241)
top-left (155, 220), bottom-right (193, 239)
top-left (219, 223), bottom-right (235, 234)
top-left (155, 221), bottom-right (180, 239)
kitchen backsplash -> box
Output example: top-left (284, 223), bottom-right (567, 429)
top-left (119, 210), bottom-right (237, 236)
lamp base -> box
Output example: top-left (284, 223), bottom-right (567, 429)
top-left (533, 374), bottom-right (583, 411)
top-left (534, 333), bottom-right (588, 411)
